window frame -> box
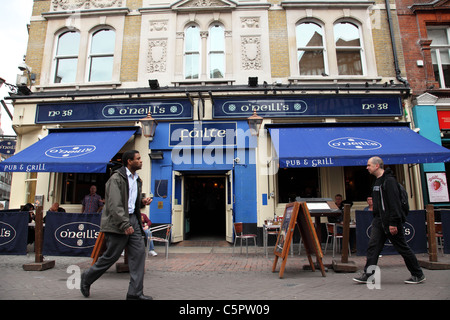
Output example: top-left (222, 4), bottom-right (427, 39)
top-left (208, 23), bottom-right (225, 79)
top-left (428, 26), bottom-right (450, 88)
top-left (184, 24), bottom-right (201, 80)
top-left (333, 21), bottom-right (365, 76)
top-left (86, 28), bottom-right (116, 83)
top-left (296, 21), bottom-right (328, 76)
top-left (52, 30), bottom-right (80, 84)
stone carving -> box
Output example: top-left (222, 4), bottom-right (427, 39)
top-left (241, 36), bottom-right (261, 70)
top-left (241, 17), bottom-right (260, 29)
top-left (149, 20), bottom-right (168, 32)
top-left (52, 0), bottom-right (123, 11)
top-left (147, 39), bottom-right (167, 73)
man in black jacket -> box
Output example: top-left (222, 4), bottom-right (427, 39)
top-left (353, 156), bottom-right (425, 285)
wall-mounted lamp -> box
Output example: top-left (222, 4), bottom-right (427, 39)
top-left (139, 112), bottom-right (158, 141)
top-left (247, 110), bottom-right (263, 136)
top-left (149, 150), bottom-right (164, 160)
top-left (248, 77), bottom-right (258, 87)
top-left (148, 79), bottom-right (160, 90)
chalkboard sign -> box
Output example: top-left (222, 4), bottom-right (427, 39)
top-left (274, 202), bottom-right (298, 257)
top-left (272, 202), bottom-right (325, 278)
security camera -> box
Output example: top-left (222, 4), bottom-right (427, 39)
top-left (18, 62), bottom-right (31, 72)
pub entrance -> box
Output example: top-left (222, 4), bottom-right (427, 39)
top-left (184, 175), bottom-right (226, 240)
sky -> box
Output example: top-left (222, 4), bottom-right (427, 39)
top-left (0, 0), bottom-right (34, 136)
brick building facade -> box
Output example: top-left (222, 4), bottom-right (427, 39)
top-left (396, 0), bottom-right (450, 205)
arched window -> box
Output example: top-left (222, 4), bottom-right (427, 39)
top-left (296, 22), bottom-right (326, 76)
top-left (54, 31), bottom-right (80, 83)
top-left (334, 22), bottom-right (363, 75)
top-left (184, 25), bottom-right (201, 79)
top-left (88, 29), bottom-right (115, 82)
top-left (208, 24), bottom-right (225, 78)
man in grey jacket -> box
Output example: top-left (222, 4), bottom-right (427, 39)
top-left (81, 150), bottom-right (153, 300)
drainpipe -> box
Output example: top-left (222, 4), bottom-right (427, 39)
top-left (385, 0), bottom-right (409, 87)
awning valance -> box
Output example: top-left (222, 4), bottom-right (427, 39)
top-left (267, 123), bottom-right (450, 168)
top-left (0, 127), bottom-right (138, 173)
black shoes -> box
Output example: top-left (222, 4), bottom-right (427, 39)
top-left (80, 271), bottom-right (90, 298)
top-left (353, 272), bottom-right (426, 284)
top-left (404, 274), bottom-right (426, 284)
top-left (352, 273), bottom-right (371, 284)
top-left (126, 294), bottom-right (153, 300)
top-left (80, 269), bottom-right (153, 299)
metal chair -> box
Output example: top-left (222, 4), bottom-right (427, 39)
top-left (435, 222), bottom-right (444, 256)
top-left (232, 222), bottom-right (257, 257)
top-left (324, 223), bottom-right (350, 258)
top-left (147, 224), bottom-right (172, 259)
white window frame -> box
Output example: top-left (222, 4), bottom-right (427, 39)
top-left (86, 28), bottom-right (116, 82)
top-left (208, 24), bottom-right (225, 79)
top-left (52, 30), bottom-right (80, 84)
top-left (184, 24), bottom-right (201, 80)
top-left (296, 21), bottom-right (328, 76)
top-left (333, 21), bottom-right (366, 76)
top-left (428, 26), bottom-right (450, 88)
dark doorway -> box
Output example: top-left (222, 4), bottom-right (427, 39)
top-left (184, 176), bottom-right (226, 240)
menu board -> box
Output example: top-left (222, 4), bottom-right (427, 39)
top-left (272, 202), bottom-right (325, 278)
top-left (274, 203), bottom-right (297, 256)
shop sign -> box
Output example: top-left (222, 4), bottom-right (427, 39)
top-left (426, 172), bottom-right (450, 203)
top-left (213, 95), bottom-right (402, 118)
top-left (0, 211), bottom-right (28, 255)
top-left (438, 111), bottom-right (450, 129)
top-left (0, 221), bottom-right (16, 247)
top-left (36, 99), bottom-right (193, 123)
top-left (43, 212), bottom-right (101, 256)
top-left (54, 222), bottom-right (100, 249)
top-left (328, 137), bottom-right (382, 150)
top-left (0, 140), bottom-right (16, 156)
top-left (169, 122), bottom-right (237, 147)
top-left (45, 145), bottom-right (96, 158)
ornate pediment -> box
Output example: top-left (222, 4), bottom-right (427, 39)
top-left (52, 0), bottom-right (123, 11)
top-left (171, 0), bottom-right (237, 11)
top-left (415, 92), bottom-right (439, 105)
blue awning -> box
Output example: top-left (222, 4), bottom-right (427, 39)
top-left (0, 127), bottom-right (138, 173)
top-left (267, 123), bottom-right (450, 168)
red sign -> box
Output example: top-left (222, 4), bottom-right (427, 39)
top-left (438, 111), bottom-right (450, 129)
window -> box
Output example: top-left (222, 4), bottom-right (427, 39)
top-left (54, 31), bottom-right (80, 83)
top-left (184, 25), bottom-right (201, 79)
top-left (296, 22), bottom-right (326, 76)
top-left (61, 173), bottom-right (108, 204)
top-left (344, 166), bottom-right (374, 202)
top-left (278, 168), bottom-right (320, 203)
top-left (334, 22), bottom-right (363, 75)
top-left (428, 27), bottom-right (450, 88)
top-left (88, 29), bottom-right (115, 82)
top-left (208, 24), bottom-right (225, 78)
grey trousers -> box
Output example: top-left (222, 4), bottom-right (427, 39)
top-left (84, 214), bottom-right (146, 296)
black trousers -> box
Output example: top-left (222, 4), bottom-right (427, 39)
top-left (83, 214), bottom-right (146, 296)
top-left (364, 216), bottom-right (424, 278)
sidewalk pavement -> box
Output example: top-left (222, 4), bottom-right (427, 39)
top-left (1, 242), bottom-right (449, 302)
